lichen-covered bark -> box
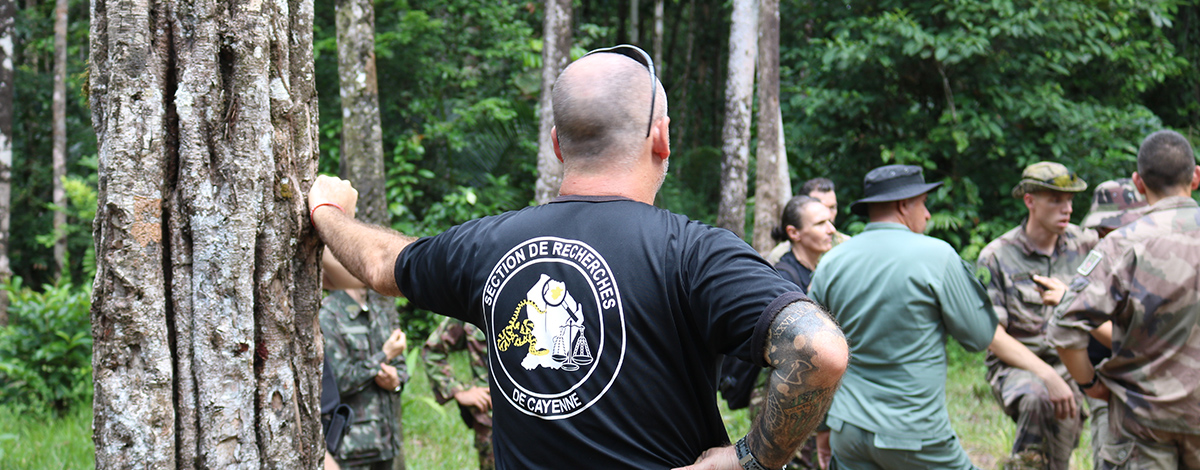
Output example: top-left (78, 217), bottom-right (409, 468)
top-left (0, 0), bottom-right (14, 324)
top-left (716, 0), bottom-right (757, 238)
top-left (335, 0), bottom-right (385, 225)
top-left (91, 0), bottom-right (321, 465)
top-left (752, 0), bottom-right (788, 254)
top-left (51, 0), bottom-right (66, 275)
top-left (534, 0), bottom-right (572, 205)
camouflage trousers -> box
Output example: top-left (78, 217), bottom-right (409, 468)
top-left (1097, 400), bottom-right (1200, 470)
top-left (1088, 396), bottom-right (1110, 470)
top-left (459, 404), bottom-right (495, 470)
top-left (989, 365), bottom-right (1084, 470)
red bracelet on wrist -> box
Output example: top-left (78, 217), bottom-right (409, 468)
top-left (310, 202), bottom-right (344, 228)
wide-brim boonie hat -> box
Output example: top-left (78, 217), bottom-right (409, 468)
top-left (1011, 161), bottom-right (1087, 198)
top-left (1081, 178), bottom-right (1148, 230)
top-left (849, 165), bottom-right (943, 216)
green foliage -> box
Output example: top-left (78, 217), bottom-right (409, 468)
top-left (0, 278), bottom-right (93, 414)
top-left (781, 0), bottom-right (1192, 253)
top-left (0, 403), bottom-right (93, 469)
top-left (33, 173), bottom-right (99, 284)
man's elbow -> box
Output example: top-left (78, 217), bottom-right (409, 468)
top-left (769, 301), bottom-right (849, 388)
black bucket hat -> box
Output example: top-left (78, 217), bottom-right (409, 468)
top-left (849, 165), bottom-right (943, 216)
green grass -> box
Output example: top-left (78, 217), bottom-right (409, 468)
top-left (0, 343), bottom-right (1098, 469)
top-left (0, 404), bottom-right (94, 469)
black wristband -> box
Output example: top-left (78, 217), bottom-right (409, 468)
top-left (735, 436), bottom-right (776, 470)
top-left (1077, 374), bottom-right (1100, 390)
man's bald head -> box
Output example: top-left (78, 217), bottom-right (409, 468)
top-left (552, 52), bottom-right (667, 173)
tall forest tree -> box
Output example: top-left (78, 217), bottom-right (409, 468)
top-left (534, 0), bottom-right (573, 204)
top-left (715, 0), bottom-right (756, 237)
top-left (652, 0), bottom-right (663, 81)
top-left (752, 0), bottom-right (787, 253)
top-left (335, 0), bottom-right (407, 467)
top-left (0, 0), bottom-right (12, 323)
top-left (88, 0), bottom-right (323, 466)
top-left (50, 0), bottom-right (66, 275)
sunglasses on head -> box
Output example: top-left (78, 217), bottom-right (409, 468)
top-left (583, 44), bottom-right (657, 138)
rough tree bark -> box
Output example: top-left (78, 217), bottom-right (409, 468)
top-left (335, 1), bottom-right (406, 468)
top-left (752, 0), bottom-right (788, 254)
top-left (534, 0), bottom-right (573, 205)
top-left (0, 0), bottom-right (12, 324)
top-left (51, 0), bottom-right (66, 276)
top-left (715, 0), bottom-right (757, 238)
top-left (653, 0), bottom-right (663, 81)
top-left (89, 0), bottom-right (322, 466)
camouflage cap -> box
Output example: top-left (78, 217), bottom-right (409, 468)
top-left (1010, 162), bottom-right (1088, 197)
top-left (1081, 178), bottom-right (1149, 230)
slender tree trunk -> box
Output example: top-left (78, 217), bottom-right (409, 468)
top-left (335, 2), bottom-right (406, 468)
top-left (653, 0), bottom-right (663, 81)
top-left (716, 0), bottom-right (757, 238)
top-left (0, 0), bottom-right (13, 324)
top-left (89, 0), bottom-right (322, 466)
top-left (534, 0), bottom-right (573, 205)
top-left (629, 0), bottom-right (639, 45)
top-left (51, 0), bottom-right (66, 277)
top-left (752, 0), bottom-right (787, 254)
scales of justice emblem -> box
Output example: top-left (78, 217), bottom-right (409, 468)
top-left (519, 274), bottom-right (594, 371)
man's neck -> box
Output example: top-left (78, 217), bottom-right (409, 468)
top-left (559, 174), bottom-right (656, 205)
top-left (1023, 220), bottom-right (1059, 256)
top-left (791, 245), bottom-right (820, 271)
top-left (1144, 187), bottom-right (1191, 205)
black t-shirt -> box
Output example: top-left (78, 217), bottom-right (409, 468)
top-left (774, 250), bottom-right (814, 293)
top-left (395, 196), bottom-right (802, 469)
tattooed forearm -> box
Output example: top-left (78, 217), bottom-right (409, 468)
top-left (747, 299), bottom-right (847, 469)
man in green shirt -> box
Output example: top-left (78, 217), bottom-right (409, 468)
top-left (809, 165), bottom-right (998, 469)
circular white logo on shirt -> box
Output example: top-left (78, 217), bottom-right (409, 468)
top-left (483, 237), bottom-right (626, 420)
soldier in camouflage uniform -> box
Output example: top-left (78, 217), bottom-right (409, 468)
top-left (1077, 178), bottom-right (1148, 469)
top-left (1050, 129), bottom-right (1200, 469)
top-left (321, 287), bottom-right (409, 470)
top-left (421, 316), bottom-right (493, 470)
top-left (976, 162), bottom-right (1098, 469)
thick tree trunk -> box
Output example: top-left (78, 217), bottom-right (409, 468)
top-left (89, 0), bottom-right (322, 466)
top-left (715, 0), bottom-right (757, 238)
top-left (752, 0), bottom-right (788, 254)
top-left (534, 0), bottom-right (573, 205)
top-left (0, 0), bottom-right (12, 324)
top-left (653, 0), bottom-right (663, 81)
top-left (51, 0), bottom-right (66, 276)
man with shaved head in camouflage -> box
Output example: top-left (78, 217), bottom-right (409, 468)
top-left (1049, 129), bottom-right (1200, 469)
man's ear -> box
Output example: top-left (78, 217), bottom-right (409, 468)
top-left (1022, 193), bottom-right (1036, 211)
top-left (552, 126), bottom-right (564, 163)
top-left (1191, 165), bottom-right (1200, 191)
top-left (1132, 172), bottom-right (1147, 195)
top-left (651, 117), bottom-right (671, 161)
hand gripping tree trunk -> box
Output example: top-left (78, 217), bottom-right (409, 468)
top-left (752, 0), bottom-right (788, 254)
top-left (534, 0), bottom-right (572, 205)
top-left (89, 0), bottom-right (322, 466)
top-left (0, 0), bottom-right (13, 324)
top-left (716, 0), bottom-right (757, 238)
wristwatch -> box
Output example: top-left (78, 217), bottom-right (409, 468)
top-left (1077, 373), bottom-right (1100, 390)
top-left (735, 436), bottom-right (778, 470)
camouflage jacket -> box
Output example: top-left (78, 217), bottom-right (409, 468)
top-left (320, 290), bottom-right (409, 466)
top-left (976, 222), bottom-right (1098, 368)
top-left (1048, 196), bottom-right (1200, 434)
top-left (421, 317), bottom-right (489, 405)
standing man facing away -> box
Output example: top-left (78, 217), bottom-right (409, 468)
top-left (310, 45), bottom-right (849, 470)
top-left (766, 178), bottom-right (849, 264)
top-left (1049, 129), bottom-right (1200, 469)
top-left (975, 162), bottom-right (1097, 470)
top-left (808, 165), bottom-right (998, 470)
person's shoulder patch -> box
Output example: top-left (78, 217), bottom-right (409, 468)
top-left (1077, 250), bottom-right (1103, 277)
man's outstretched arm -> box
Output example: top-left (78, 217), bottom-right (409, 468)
top-left (677, 299), bottom-right (848, 470)
top-left (309, 175), bottom-right (414, 297)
